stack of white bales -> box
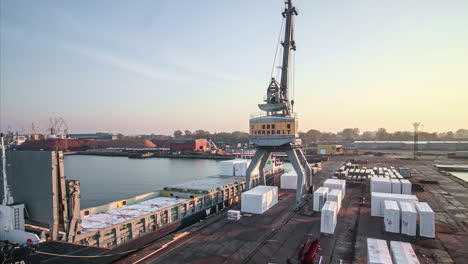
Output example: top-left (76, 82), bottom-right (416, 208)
top-left (323, 179), bottom-right (346, 197)
top-left (415, 202), bottom-right (435, 238)
top-left (313, 187), bottom-right (328, 212)
top-left (241, 186), bottom-right (278, 214)
top-left (400, 202), bottom-right (417, 236)
top-left (400, 179), bottom-right (412, 195)
top-left (280, 171), bottom-right (299, 189)
top-left (367, 238), bottom-right (392, 264)
top-left (371, 192), bottom-right (418, 217)
top-left (390, 179), bottom-right (402, 194)
top-left (219, 159), bottom-right (251, 177)
top-left (390, 241), bottom-right (420, 264)
top-left (321, 201), bottom-right (337, 234)
top-left (371, 177), bottom-right (392, 193)
top-left (227, 210), bottom-right (241, 220)
top-left (328, 189), bottom-right (342, 212)
top-left (384, 200), bottom-right (400, 233)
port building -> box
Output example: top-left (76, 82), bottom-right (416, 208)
top-left (354, 141), bottom-right (468, 151)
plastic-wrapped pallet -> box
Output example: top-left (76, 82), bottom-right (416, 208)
top-left (367, 238), bottom-right (393, 264)
top-left (400, 179), bottom-right (412, 195)
top-left (371, 177), bottom-right (392, 193)
top-left (280, 171), bottom-right (298, 189)
top-left (241, 185), bottom-right (278, 214)
top-left (391, 179), bottom-right (401, 194)
top-left (415, 202), bottom-right (435, 238)
top-left (227, 210), bottom-right (241, 220)
top-left (218, 160), bottom-right (241, 176)
top-left (320, 201), bottom-right (337, 234)
top-left (371, 192), bottom-right (418, 217)
top-left (390, 241), bottom-right (420, 264)
top-left (400, 202), bottom-right (417, 236)
top-left (313, 187), bottom-right (328, 211)
top-left (234, 160), bottom-right (251, 177)
top-left (328, 189), bottom-right (342, 212)
top-left (384, 200), bottom-right (400, 233)
top-left (323, 179), bottom-right (346, 197)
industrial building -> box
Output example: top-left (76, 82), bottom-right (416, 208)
top-left (353, 141), bottom-right (468, 151)
top-left (169, 139), bottom-right (209, 152)
top-left (317, 145), bottom-right (343, 155)
top-left (69, 133), bottom-right (115, 140)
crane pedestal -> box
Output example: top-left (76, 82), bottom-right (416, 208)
top-left (245, 145), bottom-right (312, 209)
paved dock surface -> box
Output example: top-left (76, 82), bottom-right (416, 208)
top-left (117, 155), bottom-right (468, 264)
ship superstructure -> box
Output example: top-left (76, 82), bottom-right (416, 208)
top-left (246, 0), bottom-right (312, 208)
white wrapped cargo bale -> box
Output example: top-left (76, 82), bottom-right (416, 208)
top-left (241, 185), bottom-right (278, 214)
top-left (400, 179), bottom-right (412, 195)
top-left (390, 241), bottom-right (420, 264)
top-left (313, 187), bottom-right (328, 212)
top-left (320, 201), bottom-right (337, 234)
top-left (234, 160), bottom-right (251, 177)
top-left (218, 160), bottom-right (241, 176)
top-left (400, 202), bottom-right (417, 236)
top-left (328, 189), bottom-right (342, 212)
top-left (371, 177), bottom-right (392, 193)
top-left (391, 179), bottom-right (402, 194)
top-left (371, 192), bottom-right (418, 217)
top-left (415, 202), bottom-right (435, 238)
top-left (367, 238), bottom-right (393, 264)
top-left (280, 171), bottom-right (298, 189)
top-left (323, 179), bottom-right (346, 197)
top-left (227, 210), bottom-right (241, 220)
top-left (384, 200), bottom-right (400, 233)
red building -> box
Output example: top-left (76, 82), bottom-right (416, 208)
top-left (169, 139), bottom-right (208, 152)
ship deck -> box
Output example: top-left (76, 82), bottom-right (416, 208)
top-left (116, 155), bottom-right (468, 264)
top-left (165, 176), bottom-right (245, 192)
top-left (80, 197), bottom-right (187, 233)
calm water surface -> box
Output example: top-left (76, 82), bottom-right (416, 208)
top-left (64, 155), bottom-right (220, 209)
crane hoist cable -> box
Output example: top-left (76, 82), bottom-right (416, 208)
top-left (270, 17), bottom-right (285, 79)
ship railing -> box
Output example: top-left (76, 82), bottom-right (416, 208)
top-left (249, 112), bottom-right (299, 119)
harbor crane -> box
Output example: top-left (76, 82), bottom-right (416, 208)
top-left (246, 0), bottom-right (312, 209)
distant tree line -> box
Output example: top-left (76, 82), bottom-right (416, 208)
top-left (165, 128), bottom-right (468, 146)
top-left (299, 128), bottom-right (468, 145)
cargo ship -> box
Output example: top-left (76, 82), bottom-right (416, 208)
top-left (0, 147), bottom-right (284, 263)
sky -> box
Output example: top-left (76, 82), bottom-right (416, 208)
top-left (1, 0), bottom-right (467, 135)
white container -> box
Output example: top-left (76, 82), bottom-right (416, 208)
top-left (399, 179), bottom-right (412, 195)
top-left (227, 210), bottom-right (241, 220)
top-left (320, 201), bottom-right (337, 234)
top-left (234, 160), bottom-right (251, 177)
top-left (367, 238), bottom-right (393, 264)
top-left (313, 187), bottom-right (328, 212)
top-left (384, 200), bottom-right (400, 233)
top-left (371, 192), bottom-right (418, 217)
top-left (323, 179), bottom-right (346, 197)
top-left (371, 177), bottom-right (392, 193)
top-left (218, 160), bottom-right (241, 176)
top-left (391, 179), bottom-right (402, 194)
top-left (328, 189), bottom-right (342, 212)
top-left (241, 185), bottom-right (278, 214)
top-left (390, 241), bottom-right (420, 264)
top-left (415, 202), bottom-right (435, 238)
top-left (280, 171), bottom-right (298, 189)
top-left (400, 202), bottom-right (417, 236)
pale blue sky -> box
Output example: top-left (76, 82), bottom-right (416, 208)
top-left (1, 0), bottom-right (467, 134)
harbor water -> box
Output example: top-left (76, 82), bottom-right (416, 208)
top-left (64, 155), bottom-right (220, 209)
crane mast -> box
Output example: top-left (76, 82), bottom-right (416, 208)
top-left (280, 0), bottom-right (297, 112)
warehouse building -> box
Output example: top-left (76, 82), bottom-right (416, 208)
top-left (353, 141), bottom-right (468, 151)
